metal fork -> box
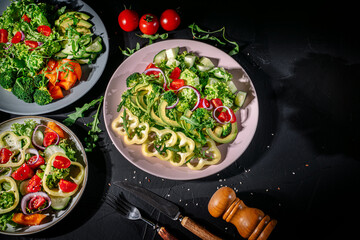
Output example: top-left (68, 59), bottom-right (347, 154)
top-left (104, 192), bottom-right (178, 240)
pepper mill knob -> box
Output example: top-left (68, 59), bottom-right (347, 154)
top-left (208, 187), bottom-right (277, 240)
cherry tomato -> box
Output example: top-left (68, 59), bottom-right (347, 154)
top-left (118, 9), bottom-right (139, 32)
top-left (198, 98), bottom-right (210, 109)
top-left (11, 31), bottom-right (23, 44)
top-left (27, 155), bottom-right (45, 170)
top-left (139, 13), bottom-right (159, 35)
top-left (210, 98), bottom-right (223, 108)
top-left (11, 163), bottom-right (34, 181)
top-left (53, 155), bottom-right (71, 169)
top-left (28, 195), bottom-right (46, 210)
top-left (43, 132), bottom-right (58, 147)
top-left (227, 108), bottom-right (237, 123)
top-left (37, 25), bottom-right (51, 36)
top-left (170, 79), bottom-right (185, 90)
top-left (27, 174), bottom-right (42, 193)
top-left (22, 14), bottom-right (31, 23)
top-left (160, 9), bottom-right (180, 31)
top-left (0, 29), bottom-right (8, 43)
top-left (59, 179), bottom-right (78, 193)
top-left (0, 148), bottom-right (12, 164)
top-left (24, 40), bottom-right (39, 49)
top-left (144, 63), bottom-right (160, 76)
top-left (217, 111), bottom-right (231, 123)
top-left (169, 67), bottom-right (181, 80)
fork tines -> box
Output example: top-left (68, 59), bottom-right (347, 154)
top-left (104, 192), bottom-right (131, 216)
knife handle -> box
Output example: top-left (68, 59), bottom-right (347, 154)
top-left (157, 226), bottom-right (178, 240)
top-left (180, 216), bottom-right (222, 240)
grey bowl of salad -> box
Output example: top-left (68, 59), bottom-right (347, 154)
top-left (0, 0), bottom-right (109, 115)
top-left (0, 116), bottom-right (88, 235)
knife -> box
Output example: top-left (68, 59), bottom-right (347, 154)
top-left (114, 181), bottom-right (222, 240)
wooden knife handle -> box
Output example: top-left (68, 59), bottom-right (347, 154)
top-left (157, 226), bottom-right (178, 240)
top-left (180, 216), bottom-right (222, 240)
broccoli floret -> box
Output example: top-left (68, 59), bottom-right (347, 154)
top-left (192, 108), bottom-right (212, 122)
top-left (176, 101), bottom-right (191, 113)
top-left (204, 81), bottom-right (235, 108)
top-left (33, 88), bottom-right (53, 105)
top-left (126, 72), bottom-right (141, 88)
top-left (34, 74), bottom-right (49, 88)
top-left (0, 70), bottom-right (17, 89)
top-left (12, 76), bottom-right (35, 103)
top-left (222, 123), bottom-right (232, 137)
top-left (162, 90), bottom-right (178, 105)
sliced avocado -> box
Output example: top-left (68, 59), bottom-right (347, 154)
top-left (150, 106), bottom-right (167, 126)
top-left (60, 19), bottom-right (93, 29)
top-left (206, 122), bottom-right (238, 143)
top-left (158, 100), bottom-right (181, 128)
top-left (136, 91), bottom-right (147, 112)
top-left (76, 27), bottom-right (91, 35)
top-left (180, 109), bottom-right (192, 130)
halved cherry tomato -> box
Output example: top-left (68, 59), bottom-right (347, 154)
top-left (45, 122), bottom-right (65, 139)
top-left (144, 63), bottom-right (160, 77)
top-left (169, 67), bottom-right (181, 80)
top-left (59, 179), bottom-right (78, 193)
top-left (118, 9), bottom-right (139, 32)
top-left (37, 25), bottom-right (51, 36)
top-left (170, 79), bottom-right (184, 90)
top-left (27, 155), bottom-right (45, 170)
top-left (0, 29), bottom-right (8, 43)
top-left (28, 195), bottom-right (46, 210)
top-left (43, 132), bottom-right (58, 147)
top-left (22, 14), bottom-right (31, 23)
top-left (11, 164), bottom-right (34, 181)
top-left (27, 174), bottom-right (42, 193)
top-left (0, 148), bottom-right (12, 164)
top-left (217, 111), bottom-right (231, 123)
top-left (25, 40), bottom-right (38, 49)
top-left (53, 156), bottom-right (71, 169)
top-left (227, 108), bottom-right (237, 123)
top-left (11, 31), bottom-right (23, 44)
top-left (160, 9), bottom-right (181, 31)
top-left (139, 13), bottom-right (159, 35)
top-left (198, 98), bottom-right (210, 109)
top-left (210, 98), bottom-right (223, 108)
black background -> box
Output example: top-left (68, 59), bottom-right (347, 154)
top-left (1, 0), bottom-right (360, 239)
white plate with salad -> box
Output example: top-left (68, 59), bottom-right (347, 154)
top-left (0, 116), bottom-right (88, 235)
top-left (0, 0), bottom-right (109, 115)
top-left (104, 39), bottom-right (258, 180)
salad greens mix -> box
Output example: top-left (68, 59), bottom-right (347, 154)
top-left (113, 47), bottom-right (247, 169)
top-left (0, 119), bottom-right (85, 231)
top-left (0, 0), bottom-right (103, 105)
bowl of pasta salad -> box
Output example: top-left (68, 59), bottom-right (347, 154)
top-left (0, 116), bottom-right (87, 235)
top-left (104, 39), bottom-right (259, 180)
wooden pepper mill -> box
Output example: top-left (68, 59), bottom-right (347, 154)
top-left (208, 187), bottom-right (277, 240)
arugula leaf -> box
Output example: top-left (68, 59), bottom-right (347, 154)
top-left (84, 98), bottom-right (103, 152)
top-left (188, 23), bottom-right (239, 55)
top-left (63, 96), bottom-right (104, 126)
top-left (119, 42), bottom-right (140, 56)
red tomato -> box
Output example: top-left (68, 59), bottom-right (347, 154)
top-left (53, 155), bottom-right (71, 169)
top-left (217, 111), bottom-right (230, 123)
top-left (27, 174), bottom-right (42, 193)
top-left (210, 98), bottom-right (223, 108)
top-left (0, 29), bottom-right (8, 43)
top-left (27, 155), bottom-right (45, 170)
top-left (11, 31), bottom-right (23, 44)
top-left (43, 132), bottom-right (58, 147)
top-left (28, 195), bottom-right (46, 210)
top-left (0, 148), bottom-right (12, 164)
top-left (198, 98), bottom-right (210, 108)
top-left (170, 79), bottom-right (184, 90)
top-left (24, 40), bottom-right (39, 49)
top-left (37, 25), bottom-right (51, 36)
top-left (11, 164), bottom-right (34, 181)
top-left (22, 14), bottom-right (31, 23)
top-left (160, 9), bottom-right (180, 31)
top-left (59, 179), bottom-right (78, 193)
top-left (169, 67), bottom-right (181, 80)
top-left (118, 9), bottom-right (139, 32)
top-left (145, 63), bottom-right (157, 70)
top-left (139, 14), bottom-right (159, 35)
top-left (144, 63), bottom-right (160, 76)
top-left (228, 108), bottom-right (237, 123)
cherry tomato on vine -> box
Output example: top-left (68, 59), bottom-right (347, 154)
top-left (139, 13), bottom-right (159, 35)
top-left (118, 9), bottom-right (139, 32)
top-left (160, 9), bottom-right (180, 31)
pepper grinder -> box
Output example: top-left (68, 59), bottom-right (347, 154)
top-left (208, 187), bottom-right (277, 240)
